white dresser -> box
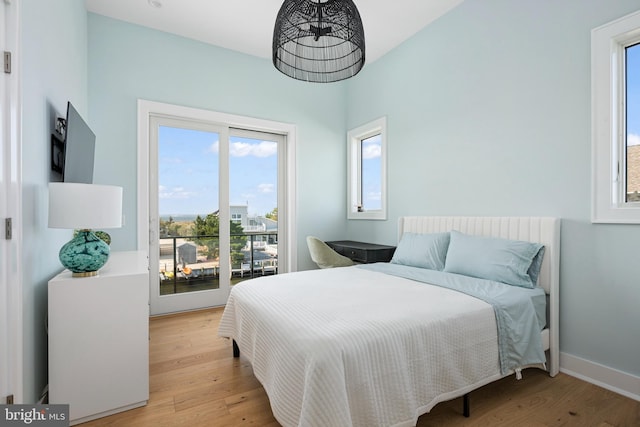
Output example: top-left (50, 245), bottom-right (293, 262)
top-left (48, 251), bottom-right (149, 425)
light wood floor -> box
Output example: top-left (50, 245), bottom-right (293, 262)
top-left (81, 307), bottom-right (639, 427)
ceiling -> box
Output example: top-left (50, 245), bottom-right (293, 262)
top-left (85, 0), bottom-right (463, 64)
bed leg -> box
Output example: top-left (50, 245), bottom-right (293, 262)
top-left (463, 393), bottom-right (470, 417)
top-left (232, 339), bottom-right (240, 358)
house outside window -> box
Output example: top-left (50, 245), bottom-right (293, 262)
top-left (230, 206), bottom-right (245, 225)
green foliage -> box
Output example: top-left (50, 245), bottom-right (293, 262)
top-left (193, 213), bottom-right (219, 241)
top-left (265, 207), bottom-right (278, 221)
top-left (230, 221), bottom-right (247, 266)
top-left (192, 213), bottom-right (247, 263)
top-left (160, 216), bottom-right (194, 238)
top-left (159, 216), bottom-right (178, 237)
top-left (192, 213), bottom-right (219, 259)
top-left (230, 221), bottom-right (246, 255)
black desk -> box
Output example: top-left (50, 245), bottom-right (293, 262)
top-left (325, 240), bottom-right (396, 264)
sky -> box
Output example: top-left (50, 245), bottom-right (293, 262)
top-left (361, 134), bottom-right (383, 210)
top-left (158, 126), bottom-right (277, 218)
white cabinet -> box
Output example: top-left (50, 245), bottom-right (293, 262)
top-left (48, 251), bottom-right (149, 425)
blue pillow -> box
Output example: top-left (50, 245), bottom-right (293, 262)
top-left (443, 230), bottom-right (545, 288)
top-left (391, 232), bottom-right (450, 270)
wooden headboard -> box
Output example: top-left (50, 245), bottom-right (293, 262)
top-left (397, 216), bottom-right (561, 376)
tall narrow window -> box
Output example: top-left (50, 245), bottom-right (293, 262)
top-left (348, 117), bottom-right (387, 220)
top-left (626, 43), bottom-right (640, 203)
top-left (591, 10), bottom-right (640, 223)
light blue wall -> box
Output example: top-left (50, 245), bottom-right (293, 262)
top-left (21, 0), bottom-right (89, 402)
top-left (346, 0), bottom-right (640, 377)
top-left (19, 0), bottom-right (640, 403)
top-left (87, 14), bottom-right (349, 271)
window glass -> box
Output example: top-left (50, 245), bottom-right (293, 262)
top-left (360, 133), bottom-right (382, 211)
top-left (229, 133), bottom-right (279, 282)
top-left (626, 43), bottom-right (640, 203)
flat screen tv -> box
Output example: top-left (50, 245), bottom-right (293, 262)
top-left (51, 101), bottom-right (96, 183)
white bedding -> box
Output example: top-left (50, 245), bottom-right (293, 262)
top-left (218, 266), bottom-right (504, 427)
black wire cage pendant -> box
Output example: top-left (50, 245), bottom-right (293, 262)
top-left (272, 0), bottom-right (366, 83)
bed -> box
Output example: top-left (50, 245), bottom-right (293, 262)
top-left (218, 216), bottom-right (560, 427)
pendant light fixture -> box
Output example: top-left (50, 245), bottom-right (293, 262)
top-left (272, 0), bottom-right (365, 83)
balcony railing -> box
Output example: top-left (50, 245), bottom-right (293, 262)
top-left (158, 232), bottom-right (278, 295)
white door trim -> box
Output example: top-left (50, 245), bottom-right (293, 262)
top-left (1, 0), bottom-right (24, 403)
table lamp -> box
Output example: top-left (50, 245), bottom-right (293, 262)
top-left (48, 182), bottom-right (123, 277)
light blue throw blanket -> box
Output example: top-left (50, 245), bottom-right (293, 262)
top-left (358, 263), bottom-right (547, 375)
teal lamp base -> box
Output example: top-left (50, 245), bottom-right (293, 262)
top-left (59, 230), bottom-right (111, 277)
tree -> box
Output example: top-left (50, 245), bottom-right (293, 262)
top-left (265, 207), bottom-right (278, 221)
top-left (159, 216), bottom-right (180, 237)
top-left (230, 221), bottom-right (247, 267)
top-left (192, 213), bottom-right (247, 263)
top-left (193, 213), bottom-right (219, 259)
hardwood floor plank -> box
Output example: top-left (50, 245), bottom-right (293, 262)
top-left (173, 376), bottom-right (263, 413)
top-left (79, 308), bottom-right (639, 426)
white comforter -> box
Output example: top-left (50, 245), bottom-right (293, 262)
top-left (218, 266), bottom-right (502, 427)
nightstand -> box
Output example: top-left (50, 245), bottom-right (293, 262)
top-left (325, 240), bottom-right (396, 263)
top-left (48, 251), bottom-right (149, 425)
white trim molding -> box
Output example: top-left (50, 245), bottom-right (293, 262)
top-left (560, 352), bottom-right (640, 402)
top-left (1, 0), bottom-right (23, 403)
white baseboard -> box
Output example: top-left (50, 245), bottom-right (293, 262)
top-left (560, 352), bottom-right (640, 402)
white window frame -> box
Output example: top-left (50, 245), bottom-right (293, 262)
top-left (347, 117), bottom-right (387, 220)
top-left (592, 10), bottom-right (640, 223)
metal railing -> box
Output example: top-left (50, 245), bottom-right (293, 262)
top-left (158, 232), bottom-right (278, 295)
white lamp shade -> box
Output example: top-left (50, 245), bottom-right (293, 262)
top-left (48, 182), bottom-right (123, 229)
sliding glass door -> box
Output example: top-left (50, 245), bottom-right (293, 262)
top-left (147, 115), bottom-right (284, 315)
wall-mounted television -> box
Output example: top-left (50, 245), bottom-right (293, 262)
top-left (51, 101), bottom-right (96, 183)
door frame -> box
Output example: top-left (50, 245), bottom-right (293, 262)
top-left (1, 0), bottom-right (23, 403)
top-left (137, 100), bottom-right (298, 314)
